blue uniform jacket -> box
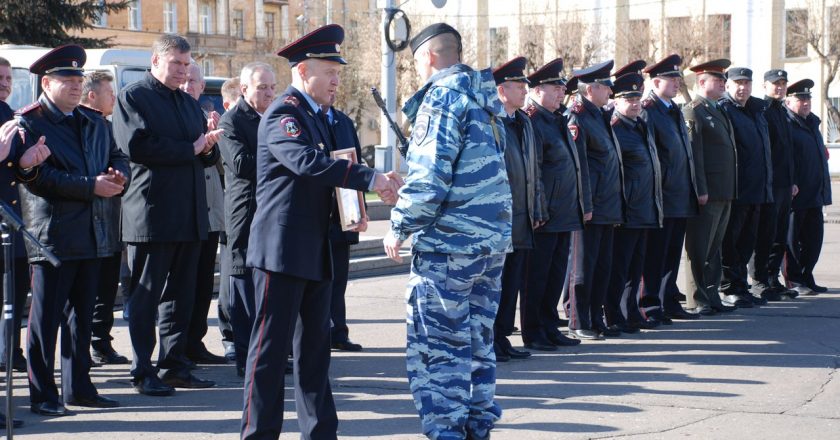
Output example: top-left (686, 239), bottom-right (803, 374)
top-left (0, 100), bottom-right (26, 259)
top-left (786, 108), bottom-right (831, 210)
top-left (719, 94), bottom-right (773, 205)
top-left (612, 113), bottom-right (663, 228)
top-left (247, 86), bottom-right (375, 281)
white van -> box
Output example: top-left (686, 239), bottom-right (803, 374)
top-left (0, 45), bottom-right (151, 111)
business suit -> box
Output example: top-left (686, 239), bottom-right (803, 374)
top-left (241, 86), bottom-right (376, 439)
top-left (682, 95), bottom-right (738, 309)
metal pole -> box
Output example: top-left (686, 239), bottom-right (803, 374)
top-left (380, 0), bottom-right (399, 172)
top-left (2, 222), bottom-right (15, 439)
top-left (326, 0), bottom-right (333, 24)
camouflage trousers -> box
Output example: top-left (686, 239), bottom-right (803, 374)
top-left (406, 251), bottom-right (505, 440)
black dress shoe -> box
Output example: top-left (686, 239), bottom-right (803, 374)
top-left (92, 349), bottom-right (130, 365)
top-left (493, 343), bottom-right (511, 362)
top-left (506, 346), bottom-right (532, 358)
top-left (224, 345), bottom-right (237, 362)
top-left (547, 331), bottom-right (582, 346)
top-left (675, 292), bottom-right (687, 302)
top-left (133, 375), bottom-right (175, 396)
top-left (660, 317), bottom-right (674, 325)
top-left (723, 294), bottom-right (752, 308)
top-left (639, 317), bottom-right (662, 329)
top-left (596, 326), bottom-right (621, 337)
top-left (554, 318), bottom-right (569, 327)
top-left (808, 283), bottom-right (829, 293)
top-left (187, 348), bottom-right (229, 365)
top-left (523, 339), bottom-right (558, 351)
top-left (689, 305), bottom-right (716, 316)
top-left (0, 352), bottom-right (28, 373)
top-left (331, 340), bottom-right (363, 352)
top-left (67, 394), bottom-right (119, 408)
top-left (665, 309), bottom-right (700, 320)
top-left (0, 411), bottom-right (23, 428)
top-left (615, 323), bottom-right (640, 334)
top-left (162, 373), bottom-right (215, 389)
top-left (30, 401), bottom-right (68, 417)
top-left (569, 329), bottom-right (603, 340)
top-left (711, 303), bottom-right (737, 313)
top-left (750, 295), bottom-right (768, 306)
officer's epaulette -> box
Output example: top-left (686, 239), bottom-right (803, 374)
top-left (524, 104), bottom-right (537, 117)
top-left (610, 114), bottom-right (620, 126)
top-left (78, 104), bottom-right (103, 115)
top-left (569, 100), bottom-right (584, 114)
top-left (282, 95), bottom-right (299, 107)
top-left (15, 101), bottom-right (40, 116)
top-left (641, 97), bottom-right (655, 109)
top-left (688, 100), bottom-right (701, 109)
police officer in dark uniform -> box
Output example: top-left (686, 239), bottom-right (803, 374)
top-left (605, 72), bottom-right (663, 333)
top-left (113, 34), bottom-right (221, 396)
top-left (682, 59), bottom-right (739, 315)
top-left (0, 59), bottom-right (30, 375)
top-left (218, 62), bottom-right (276, 376)
top-left (490, 56), bottom-right (544, 360)
top-left (557, 76), bottom-right (577, 115)
top-left (240, 24), bottom-right (399, 439)
top-left (15, 45), bottom-right (129, 415)
top-left (639, 54), bottom-right (701, 324)
top-left (719, 67), bottom-right (773, 307)
top-left (784, 79), bottom-right (832, 296)
top-left (753, 69), bottom-right (798, 299)
top-left (566, 60), bottom-right (624, 339)
top-left (326, 101), bottom-right (367, 352)
top-left (521, 58), bottom-right (588, 351)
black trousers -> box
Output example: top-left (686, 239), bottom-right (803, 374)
top-left (218, 242), bottom-right (235, 350)
top-left (521, 231), bottom-right (571, 343)
top-left (606, 228), bottom-right (647, 326)
top-left (229, 270), bottom-right (256, 369)
top-left (187, 231), bottom-right (220, 355)
top-left (329, 240), bottom-right (351, 343)
top-left (91, 251), bottom-right (121, 352)
top-left (0, 256), bottom-right (29, 362)
top-left (752, 187), bottom-right (792, 284)
top-left (785, 208), bottom-right (824, 287)
top-left (568, 224), bottom-right (614, 331)
top-left (640, 217), bottom-right (687, 317)
top-left (126, 241), bottom-right (201, 380)
top-left (27, 259), bottom-right (100, 404)
top-left (241, 269), bottom-right (337, 440)
top-left (495, 249), bottom-right (527, 339)
top-left (721, 204), bottom-right (761, 295)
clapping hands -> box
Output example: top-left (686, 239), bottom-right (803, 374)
top-left (373, 171), bottom-right (404, 205)
top-left (94, 167), bottom-right (126, 198)
top-left (193, 129), bottom-right (224, 155)
top-left (19, 135), bottom-right (52, 169)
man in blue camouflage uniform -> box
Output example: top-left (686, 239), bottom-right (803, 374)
top-left (383, 23), bottom-right (512, 440)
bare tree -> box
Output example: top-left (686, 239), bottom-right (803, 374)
top-left (335, 12), bottom-right (381, 134)
top-left (787, 2), bottom-right (840, 141)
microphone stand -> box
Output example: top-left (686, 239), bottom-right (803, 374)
top-left (1, 200), bottom-right (60, 439)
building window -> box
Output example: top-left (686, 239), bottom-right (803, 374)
top-left (199, 2), bottom-right (213, 35)
top-left (233, 9), bottom-right (244, 39)
top-left (163, 1), bottom-right (177, 33)
top-left (265, 12), bottom-right (276, 40)
top-left (785, 9), bottom-right (808, 58)
top-left (707, 14), bottom-right (731, 59)
top-left (94, 0), bottom-right (107, 27)
top-left (202, 59), bottom-right (214, 77)
top-left (489, 27), bottom-right (509, 67)
top-left (281, 5), bottom-right (290, 42)
top-left (129, 0), bottom-right (142, 30)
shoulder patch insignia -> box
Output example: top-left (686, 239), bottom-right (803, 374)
top-left (283, 96), bottom-right (299, 107)
top-left (15, 101), bottom-right (40, 116)
top-left (570, 100), bottom-right (583, 114)
top-left (642, 98), bottom-right (654, 109)
top-left (568, 123), bottom-right (579, 141)
top-left (524, 104), bottom-right (537, 117)
top-left (610, 115), bottom-right (620, 126)
top-left (412, 114), bottom-right (430, 145)
top-left (280, 116), bottom-right (301, 137)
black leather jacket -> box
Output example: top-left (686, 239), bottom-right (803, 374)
top-left (15, 95), bottom-right (130, 262)
top-left (612, 113), bottom-right (663, 228)
top-left (502, 109), bottom-right (545, 249)
top-left (787, 108), bottom-right (832, 210)
top-left (642, 91), bottom-right (698, 217)
top-left (719, 94), bottom-right (773, 205)
top-left (566, 96), bottom-right (624, 225)
top-left (526, 100), bottom-right (588, 232)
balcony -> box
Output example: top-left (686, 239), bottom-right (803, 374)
top-left (186, 33), bottom-right (237, 54)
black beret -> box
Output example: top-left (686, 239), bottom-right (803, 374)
top-left (409, 23), bottom-right (461, 54)
top-left (30, 44), bottom-right (86, 76)
top-left (277, 24), bottom-right (347, 66)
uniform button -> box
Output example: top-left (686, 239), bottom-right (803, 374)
top-left (10, 181), bottom-right (15, 186)
top-left (6, 162), bottom-right (11, 168)
top-left (11, 200), bottom-right (16, 205)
